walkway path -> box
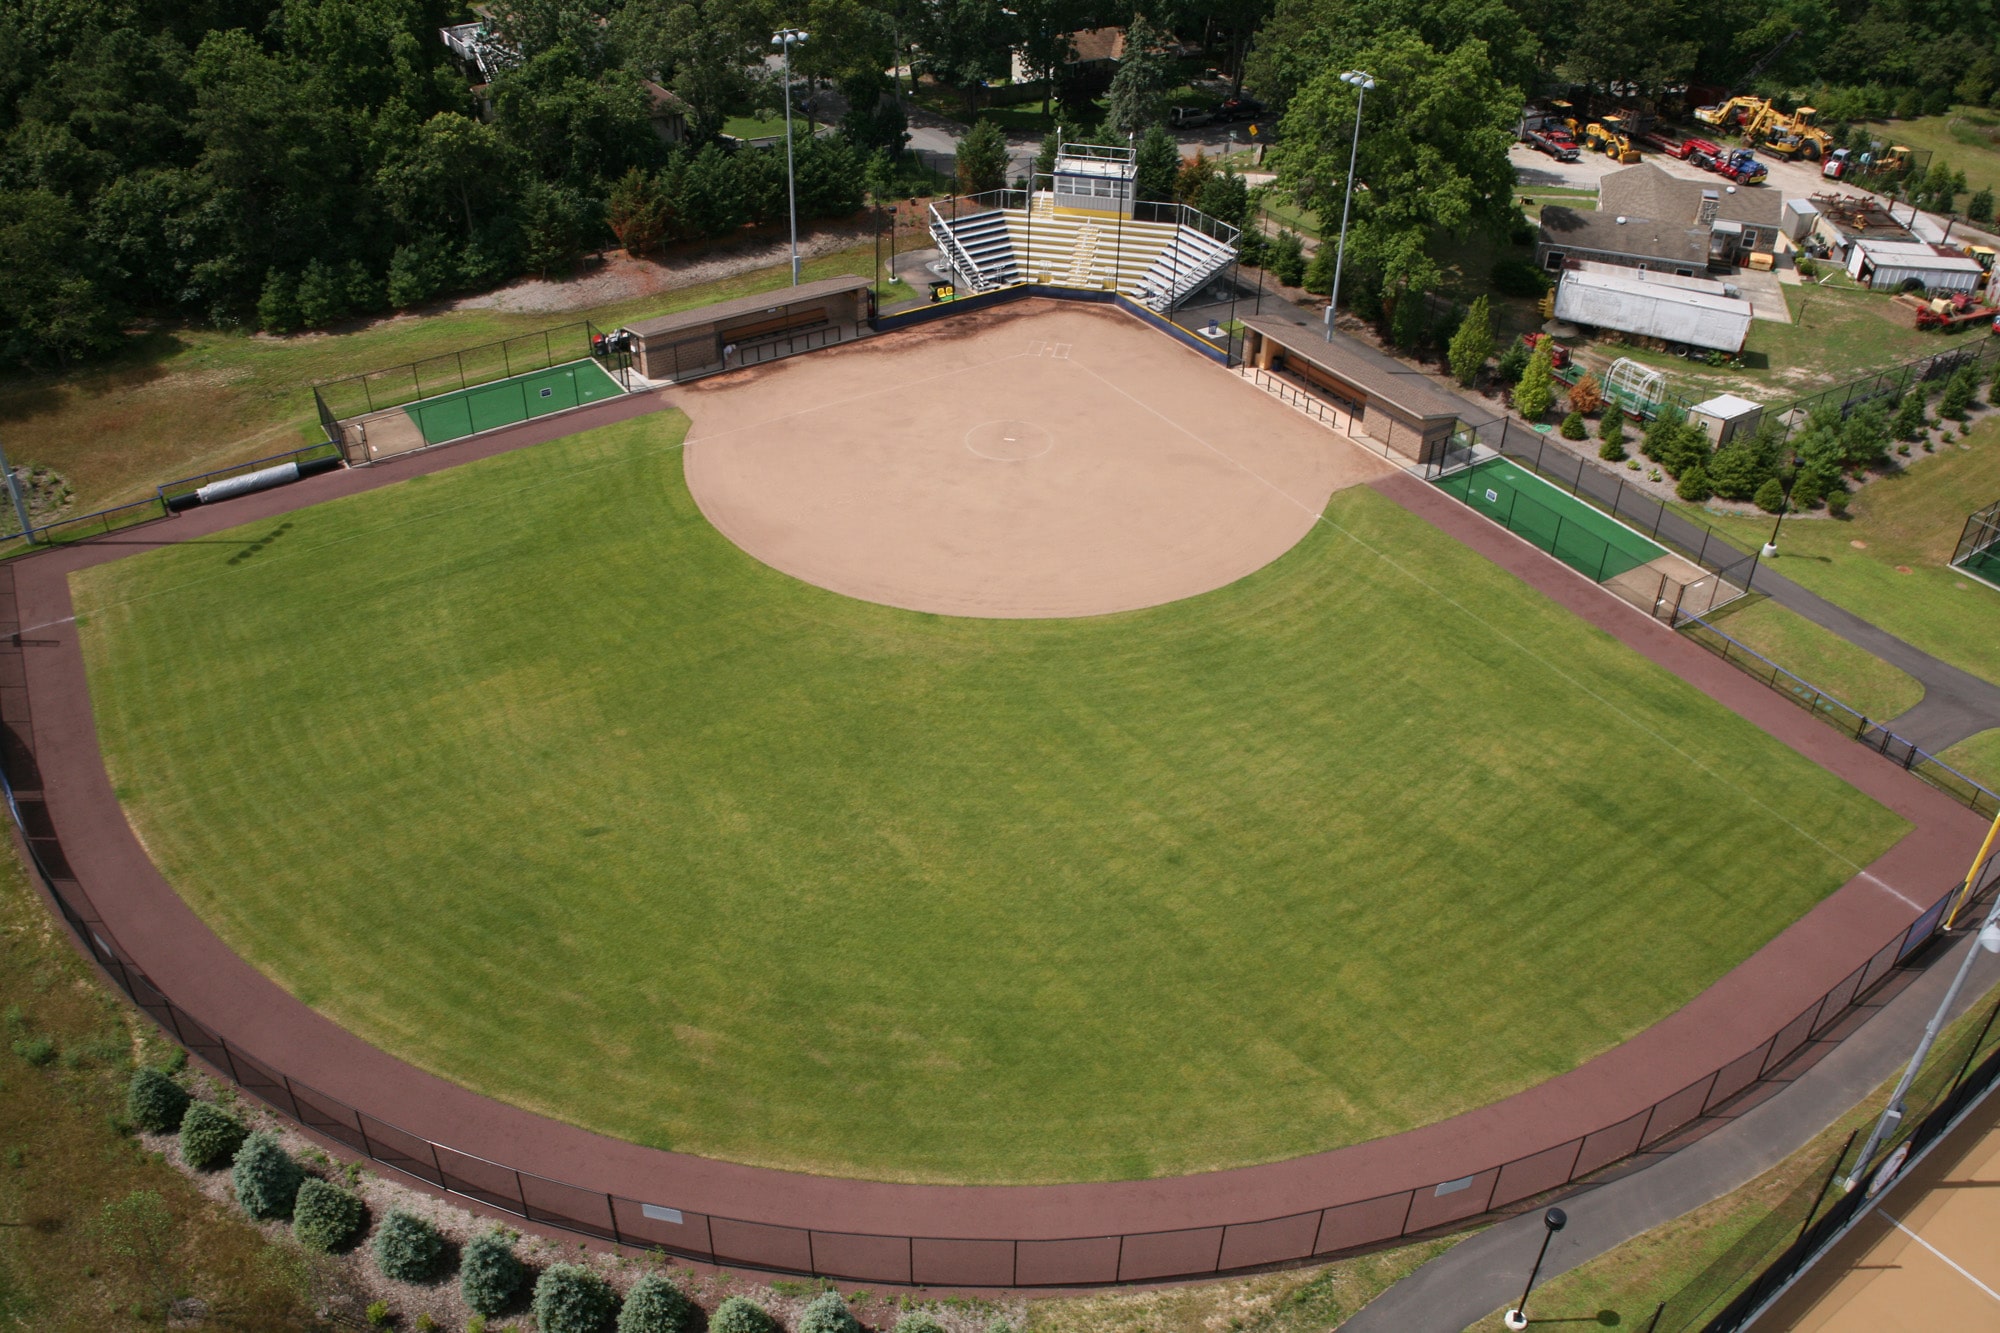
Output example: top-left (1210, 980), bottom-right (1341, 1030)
top-left (1342, 930), bottom-right (2000, 1332)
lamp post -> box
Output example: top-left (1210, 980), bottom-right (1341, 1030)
top-left (1324, 69), bottom-right (1376, 342)
top-left (1760, 453), bottom-right (1801, 558)
top-left (1503, 1207), bottom-right (1567, 1330)
top-left (1845, 819), bottom-right (2000, 1194)
top-left (771, 27), bottom-right (810, 285)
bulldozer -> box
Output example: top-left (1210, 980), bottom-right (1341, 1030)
top-left (1756, 106), bottom-right (1834, 161)
top-left (1584, 116), bottom-right (1642, 164)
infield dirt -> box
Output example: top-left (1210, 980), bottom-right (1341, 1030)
top-left (682, 301), bottom-right (1393, 618)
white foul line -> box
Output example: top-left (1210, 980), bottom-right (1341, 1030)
top-left (1879, 1210), bottom-right (2000, 1304)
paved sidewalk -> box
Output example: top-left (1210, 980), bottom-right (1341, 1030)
top-left (1341, 935), bottom-right (2000, 1332)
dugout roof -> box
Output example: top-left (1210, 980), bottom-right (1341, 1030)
top-left (622, 275), bottom-right (873, 342)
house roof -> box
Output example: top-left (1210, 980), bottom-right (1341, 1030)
top-left (1851, 239), bottom-right (1984, 273)
top-left (1241, 315), bottom-right (1464, 423)
top-left (1540, 206), bottom-right (1710, 268)
top-left (620, 275), bottom-right (871, 341)
top-left (1599, 163), bottom-right (1784, 229)
top-left (1068, 27), bottom-right (1126, 62)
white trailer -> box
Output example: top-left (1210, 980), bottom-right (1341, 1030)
top-left (1553, 266), bottom-right (1752, 353)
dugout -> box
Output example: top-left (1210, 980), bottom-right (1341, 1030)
top-left (1241, 315), bottom-right (1462, 464)
top-left (622, 275), bottom-right (874, 381)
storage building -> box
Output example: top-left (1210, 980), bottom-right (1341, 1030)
top-left (1552, 264), bottom-right (1752, 353)
top-left (1845, 239), bottom-right (1983, 293)
top-left (1689, 393), bottom-right (1764, 447)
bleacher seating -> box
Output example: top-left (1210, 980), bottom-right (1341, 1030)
top-left (928, 201), bottom-right (1236, 312)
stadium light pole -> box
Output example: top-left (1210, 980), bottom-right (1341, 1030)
top-left (1845, 829), bottom-right (2000, 1195)
top-left (772, 28), bottom-right (810, 285)
top-left (1324, 70), bottom-right (1375, 342)
top-left (1503, 1207), bottom-right (1567, 1331)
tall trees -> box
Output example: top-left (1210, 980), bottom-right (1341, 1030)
top-left (955, 119), bottom-right (1009, 193)
top-left (1106, 15), bottom-right (1174, 134)
top-left (1270, 30), bottom-right (1515, 303)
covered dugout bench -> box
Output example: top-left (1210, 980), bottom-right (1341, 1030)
top-left (621, 275), bottom-right (875, 382)
top-left (1241, 315), bottom-right (1462, 466)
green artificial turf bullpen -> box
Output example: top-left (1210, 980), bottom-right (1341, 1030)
top-left (1436, 457), bottom-right (1664, 582)
top-left (73, 414), bottom-right (1908, 1185)
top-left (405, 357), bottom-right (624, 445)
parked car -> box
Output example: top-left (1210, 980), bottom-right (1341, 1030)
top-left (1218, 95), bottom-right (1265, 122)
top-left (1170, 105), bottom-right (1216, 129)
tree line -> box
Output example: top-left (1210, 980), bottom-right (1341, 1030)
top-left (3, 0), bottom-right (1996, 365)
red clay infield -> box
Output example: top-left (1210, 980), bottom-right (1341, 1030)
top-left (4, 299), bottom-right (1989, 1286)
top-left (683, 304), bottom-right (1390, 617)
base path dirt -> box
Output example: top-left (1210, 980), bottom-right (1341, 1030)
top-left (683, 303), bottom-right (1388, 618)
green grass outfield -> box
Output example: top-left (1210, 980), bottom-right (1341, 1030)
top-left (72, 415), bottom-right (1907, 1184)
top-left (1437, 456), bottom-right (1664, 581)
top-left (404, 357), bottom-right (624, 445)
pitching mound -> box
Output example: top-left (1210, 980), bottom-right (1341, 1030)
top-left (680, 302), bottom-right (1392, 618)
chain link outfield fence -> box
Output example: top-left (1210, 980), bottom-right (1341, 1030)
top-left (1, 537), bottom-right (1989, 1284)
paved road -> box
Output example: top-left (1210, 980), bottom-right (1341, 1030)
top-left (1342, 934), bottom-right (2000, 1333)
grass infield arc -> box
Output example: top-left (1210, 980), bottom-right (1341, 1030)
top-left (70, 409), bottom-right (1909, 1186)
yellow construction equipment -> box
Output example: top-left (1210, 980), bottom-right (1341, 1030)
top-left (1757, 106), bottom-right (1834, 161)
top-left (1584, 116), bottom-right (1641, 163)
top-left (1695, 94), bottom-right (1766, 128)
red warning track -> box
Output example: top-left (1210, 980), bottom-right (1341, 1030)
top-left (0, 322), bottom-right (1987, 1288)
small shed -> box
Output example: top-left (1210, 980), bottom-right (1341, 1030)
top-left (621, 275), bottom-right (873, 381)
top-left (1553, 266), bottom-right (1752, 353)
top-left (1689, 393), bottom-right (1764, 447)
top-left (1845, 239), bottom-right (1983, 293)
top-left (1782, 198), bottom-right (1819, 242)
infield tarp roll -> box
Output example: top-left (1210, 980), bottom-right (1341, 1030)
top-left (196, 461), bottom-right (301, 505)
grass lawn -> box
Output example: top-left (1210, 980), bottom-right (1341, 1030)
top-left (0, 245), bottom-right (888, 516)
top-left (1577, 283), bottom-right (1990, 405)
top-left (1941, 728), bottom-right (2000, 789)
top-left (1703, 597), bottom-right (1926, 721)
top-left (1256, 196), bottom-right (1322, 239)
top-left (722, 115), bottom-right (790, 140)
top-left (1687, 412), bottom-right (2000, 687)
top-left (1858, 109), bottom-right (2000, 209)
top-left (74, 416), bottom-right (1905, 1185)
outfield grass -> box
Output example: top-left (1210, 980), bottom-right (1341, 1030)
top-left (74, 416), bottom-right (1906, 1184)
top-left (1704, 597), bottom-right (1926, 722)
top-left (1941, 728), bottom-right (2000, 790)
top-left (1689, 414), bottom-right (2000, 687)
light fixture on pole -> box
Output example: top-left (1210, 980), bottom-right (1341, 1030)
top-left (771, 27), bottom-right (810, 285)
top-left (1324, 69), bottom-right (1375, 342)
top-left (1845, 812), bottom-right (2000, 1194)
top-left (1760, 451), bottom-right (1802, 558)
top-left (1503, 1207), bottom-right (1567, 1330)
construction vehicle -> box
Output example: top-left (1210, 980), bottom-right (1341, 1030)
top-left (1822, 147), bottom-right (1852, 180)
top-left (1583, 117), bottom-right (1641, 163)
top-left (1695, 94), bottom-right (1767, 128)
top-left (1754, 105), bottom-right (1834, 161)
top-left (1902, 290), bottom-right (1991, 332)
top-left (1520, 332), bottom-right (1573, 370)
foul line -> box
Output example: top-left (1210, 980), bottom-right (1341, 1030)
top-left (1879, 1210), bottom-right (2000, 1303)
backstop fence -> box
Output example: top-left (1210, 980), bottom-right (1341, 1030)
top-left (1425, 413), bottom-right (1759, 625)
top-left (1678, 616), bottom-right (2000, 819)
top-left (1951, 495), bottom-right (2000, 589)
top-left (1, 545), bottom-right (1987, 1284)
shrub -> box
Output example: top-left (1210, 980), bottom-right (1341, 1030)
top-left (1706, 444), bottom-right (1764, 501)
top-left (800, 1291), bottom-right (862, 1333)
top-left (366, 1301), bottom-right (391, 1327)
top-left (534, 1263), bottom-right (619, 1333)
top-left (618, 1274), bottom-right (699, 1333)
top-left (127, 1067), bottom-right (190, 1133)
top-left (1941, 363), bottom-right (1979, 419)
top-left (1512, 340), bottom-right (1556, 421)
top-left (711, 1296), bottom-right (779, 1333)
top-left (1269, 230), bottom-right (1306, 287)
top-left (178, 1101), bottom-right (247, 1171)
top-left (231, 1132), bottom-right (304, 1220)
top-left (1791, 471), bottom-right (1827, 509)
top-left (896, 1313), bottom-right (949, 1333)
top-left (372, 1208), bottom-right (448, 1283)
top-left (1567, 370), bottom-right (1603, 414)
top-left (1598, 433), bottom-right (1627, 462)
top-left (1495, 341), bottom-right (1529, 384)
top-left (417, 1315), bottom-right (438, 1332)
top-left (1674, 465), bottom-right (1713, 502)
top-left (461, 1229), bottom-right (530, 1316)
top-left (1827, 489), bottom-right (1851, 517)
top-left (293, 1178), bottom-right (367, 1253)
top-left (11, 1035), bottom-right (53, 1066)
top-left (1754, 476), bottom-right (1787, 513)
top-left (1560, 410), bottom-right (1586, 440)
top-left (1446, 294), bottom-right (1493, 386)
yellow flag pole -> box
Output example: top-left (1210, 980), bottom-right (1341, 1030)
top-left (1944, 804), bottom-right (2000, 931)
